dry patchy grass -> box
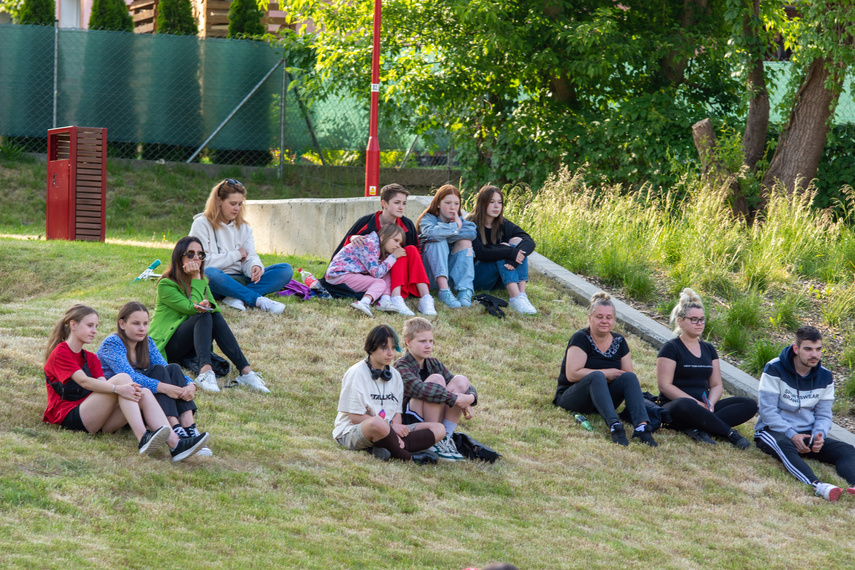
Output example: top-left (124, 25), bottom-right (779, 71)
top-left (1, 238), bottom-right (854, 569)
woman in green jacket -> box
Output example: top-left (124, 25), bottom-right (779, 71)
top-left (149, 236), bottom-right (271, 394)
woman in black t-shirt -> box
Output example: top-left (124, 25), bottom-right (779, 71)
top-left (553, 292), bottom-right (657, 446)
top-left (657, 289), bottom-right (757, 448)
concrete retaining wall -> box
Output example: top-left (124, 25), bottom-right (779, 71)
top-left (245, 196), bottom-right (431, 260)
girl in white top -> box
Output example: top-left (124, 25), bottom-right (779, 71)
top-left (189, 178), bottom-right (292, 314)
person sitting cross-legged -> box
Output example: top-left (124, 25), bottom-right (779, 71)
top-left (394, 317), bottom-right (478, 461)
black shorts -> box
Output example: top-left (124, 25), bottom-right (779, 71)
top-left (60, 406), bottom-right (87, 432)
top-left (401, 402), bottom-right (424, 426)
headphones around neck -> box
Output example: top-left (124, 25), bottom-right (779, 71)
top-left (365, 358), bottom-right (393, 381)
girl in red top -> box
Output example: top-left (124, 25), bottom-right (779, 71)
top-left (43, 304), bottom-right (209, 462)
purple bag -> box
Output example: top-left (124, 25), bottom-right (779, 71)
top-left (276, 279), bottom-right (312, 300)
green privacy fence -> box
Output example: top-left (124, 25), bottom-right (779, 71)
top-left (0, 23), bottom-right (440, 169)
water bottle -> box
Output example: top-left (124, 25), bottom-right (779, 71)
top-left (298, 268), bottom-right (320, 289)
top-left (574, 413), bottom-right (594, 431)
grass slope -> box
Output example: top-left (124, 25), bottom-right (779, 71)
top-left (2, 238), bottom-right (854, 569)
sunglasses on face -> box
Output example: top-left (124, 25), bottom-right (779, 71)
top-left (183, 250), bottom-right (207, 260)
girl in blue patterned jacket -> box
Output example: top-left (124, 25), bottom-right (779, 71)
top-left (98, 301), bottom-right (213, 457)
top-left (324, 224), bottom-right (408, 317)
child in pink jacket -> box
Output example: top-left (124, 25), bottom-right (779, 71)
top-left (324, 224), bottom-right (408, 317)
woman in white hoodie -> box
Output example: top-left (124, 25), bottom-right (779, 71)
top-left (189, 179), bottom-right (292, 314)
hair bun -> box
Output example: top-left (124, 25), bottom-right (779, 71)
top-left (679, 288), bottom-right (701, 304)
top-left (591, 291), bottom-right (611, 303)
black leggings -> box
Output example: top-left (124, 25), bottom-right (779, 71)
top-left (142, 364), bottom-right (197, 420)
top-left (165, 312), bottom-right (250, 372)
top-left (662, 396), bottom-right (757, 437)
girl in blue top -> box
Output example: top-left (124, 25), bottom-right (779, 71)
top-left (98, 301), bottom-right (213, 456)
top-left (416, 184), bottom-right (477, 308)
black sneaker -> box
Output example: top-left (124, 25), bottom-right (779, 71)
top-left (363, 447), bottom-right (391, 462)
top-left (611, 425), bottom-right (629, 446)
top-left (727, 429), bottom-right (750, 450)
top-left (410, 450), bottom-right (439, 465)
top-left (683, 429), bottom-right (716, 445)
top-left (138, 426), bottom-right (170, 456)
top-left (171, 432), bottom-right (210, 462)
top-left (631, 424), bottom-right (658, 447)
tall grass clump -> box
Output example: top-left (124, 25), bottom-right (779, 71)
top-left (746, 187), bottom-right (836, 286)
top-left (506, 171), bottom-right (659, 299)
top-left (746, 338), bottom-right (781, 376)
top-left (770, 291), bottom-right (808, 331)
top-left (821, 282), bottom-right (855, 327)
top-left (655, 180), bottom-right (745, 298)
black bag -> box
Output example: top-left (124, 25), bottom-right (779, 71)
top-left (46, 351), bottom-right (94, 402)
top-left (472, 294), bottom-right (509, 318)
top-left (618, 397), bottom-right (672, 432)
top-left (452, 432), bottom-right (501, 463)
top-left (180, 352), bottom-right (231, 378)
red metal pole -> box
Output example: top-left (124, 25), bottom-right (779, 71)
top-left (364, 0), bottom-right (382, 196)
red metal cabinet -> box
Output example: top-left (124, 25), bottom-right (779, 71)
top-left (46, 127), bottom-right (107, 242)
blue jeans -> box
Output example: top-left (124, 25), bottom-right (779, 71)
top-left (473, 257), bottom-right (529, 291)
top-left (205, 263), bottom-right (293, 306)
top-left (555, 371), bottom-right (650, 427)
top-left (422, 239), bottom-right (475, 292)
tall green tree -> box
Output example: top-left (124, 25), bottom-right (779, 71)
top-left (156, 0), bottom-right (197, 35)
top-left (88, 0), bottom-right (132, 31)
top-left (286, 0), bottom-right (740, 190)
top-left (228, 0), bottom-right (264, 39)
top-left (16, 0), bottom-right (53, 25)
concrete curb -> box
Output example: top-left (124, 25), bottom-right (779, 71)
top-left (528, 252), bottom-right (855, 446)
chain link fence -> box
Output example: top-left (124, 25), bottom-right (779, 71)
top-left (0, 23), bottom-right (457, 192)
top-left (1, 24), bottom-right (851, 191)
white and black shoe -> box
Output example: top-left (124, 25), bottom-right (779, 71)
top-left (171, 432), bottom-right (210, 462)
top-left (138, 426), bottom-right (171, 456)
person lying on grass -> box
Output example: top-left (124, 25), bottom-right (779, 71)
top-left (552, 292), bottom-right (657, 447)
top-left (656, 288), bottom-right (756, 449)
top-left (466, 185), bottom-right (537, 315)
top-left (755, 325), bottom-right (855, 502)
top-left (324, 224), bottom-right (407, 318)
top-left (333, 324), bottom-right (445, 461)
top-left (416, 184), bottom-right (477, 309)
top-left (394, 317), bottom-right (477, 462)
top-left (322, 183), bottom-right (436, 317)
top-left (43, 304), bottom-right (209, 462)
top-left (98, 301), bottom-right (213, 457)
top-left (149, 236), bottom-right (270, 394)
top-left (190, 178), bottom-right (290, 315)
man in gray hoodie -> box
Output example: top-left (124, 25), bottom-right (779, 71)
top-left (755, 325), bottom-right (855, 501)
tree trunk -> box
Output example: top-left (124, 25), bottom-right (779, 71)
top-left (659, 0), bottom-right (710, 84)
top-left (761, 57), bottom-right (842, 194)
top-left (741, 0), bottom-right (768, 173)
top-left (692, 118), bottom-right (749, 217)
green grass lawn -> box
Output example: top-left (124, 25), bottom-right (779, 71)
top-left (2, 237), bottom-right (855, 569)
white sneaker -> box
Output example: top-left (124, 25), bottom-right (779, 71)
top-left (417, 294), bottom-right (437, 316)
top-left (389, 296), bottom-right (415, 316)
top-left (256, 296), bottom-right (285, 315)
top-left (195, 370), bottom-right (220, 393)
top-left (815, 482), bottom-right (843, 501)
top-left (350, 298), bottom-right (374, 317)
top-left (433, 434), bottom-right (465, 461)
top-left (509, 294), bottom-right (537, 315)
top-left (378, 295), bottom-right (397, 312)
top-left (236, 370), bottom-right (271, 394)
top-left (222, 296), bottom-right (246, 311)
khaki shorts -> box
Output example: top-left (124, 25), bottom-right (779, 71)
top-left (336, 423), bottom-right (372, 451)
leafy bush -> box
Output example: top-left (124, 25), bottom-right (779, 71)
top-left (88, 0), bottom-right (133, 31)
top-left (17, 0), bottom-right (54, 25)
top-left (227, 0), bottom-right (264, 39)
top-left (156, 0), bottom-right (197, 35)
